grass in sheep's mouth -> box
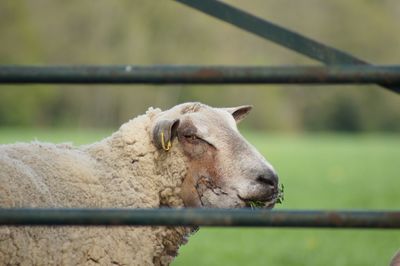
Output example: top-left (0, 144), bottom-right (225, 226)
top-left (248, 184), bottom-right (285, 209)
top-left (276, 183), bottom-right (285, 204)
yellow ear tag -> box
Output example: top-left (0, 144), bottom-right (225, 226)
top-left (160, 130), bottom-right (172, 151)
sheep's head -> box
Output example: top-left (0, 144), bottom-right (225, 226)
top-left (152, 102), bottom-right (280, 209)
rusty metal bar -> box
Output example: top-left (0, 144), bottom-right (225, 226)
top-left (0, 65), bottom-right (399, 85)
top-left (174, 0), bottom-right (400, 93)
top-left (1, 208), bottom-right (399, 229)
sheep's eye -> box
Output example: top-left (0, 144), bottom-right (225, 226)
top-left (184, 134), bottom-right (199, 142)
top-left (183, 134), bottom-right (215, 148)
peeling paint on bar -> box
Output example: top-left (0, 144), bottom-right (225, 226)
top-left (1, 208), bottom-right (399, 228)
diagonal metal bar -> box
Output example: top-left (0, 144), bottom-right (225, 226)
top-left (0, 65), bottom-right (399, 85)
top-left (174, 0), bottom-right (400, 94)
top-left (1, 208), bottom-right (400, 229)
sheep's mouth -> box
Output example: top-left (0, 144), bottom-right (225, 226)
top-left (238, 184), bottom-right (284, 209)
top-left (238, 195), bottom-right (276, 209)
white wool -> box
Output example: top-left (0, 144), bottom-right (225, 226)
top-left (0, 107), bottom-right (191, 266)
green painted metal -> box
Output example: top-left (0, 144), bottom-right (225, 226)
top-left (0, 65), bottom-right (399, 85)
top-left (1, 208), bottom-right (400, 228)
top-left (174, 0), bottom-right (400, 93)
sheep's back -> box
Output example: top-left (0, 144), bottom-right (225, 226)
top-left (0, 142), bottom-right (106, 207)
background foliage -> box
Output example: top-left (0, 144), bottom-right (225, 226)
top-left (1, 0), bottom-right (400, 131)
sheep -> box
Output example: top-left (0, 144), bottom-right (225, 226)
top-left (0, 102), bottom-right (279, 266)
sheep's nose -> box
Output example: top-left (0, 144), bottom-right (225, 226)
top-left (256, 170), bottom-right (278, 189)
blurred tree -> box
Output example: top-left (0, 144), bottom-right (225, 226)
top-left (0, 0), bottom-right (399, 131)
top-left (327, 95), bottom-right (362, 132)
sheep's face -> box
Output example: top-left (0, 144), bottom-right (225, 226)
top-left (152, 103), bottom-right (280, 209)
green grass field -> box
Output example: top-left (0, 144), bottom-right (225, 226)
top-left (0, 128), bottom-right (399, 266)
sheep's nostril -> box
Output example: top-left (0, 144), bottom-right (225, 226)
top-left (256, 172), bottom-right (278, 188)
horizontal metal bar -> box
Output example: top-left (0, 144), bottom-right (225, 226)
top-left (0, 65), bottom-right (399, 85)
top-left (1, 208), bottom-right (399, 229)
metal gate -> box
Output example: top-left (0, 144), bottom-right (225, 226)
top-left (0, 0), bottom-right (399, 229)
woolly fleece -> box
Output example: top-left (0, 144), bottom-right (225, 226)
top-left (0, 108), bottom-right (192, 266)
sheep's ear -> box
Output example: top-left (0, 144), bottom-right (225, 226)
top-left (152, 119), bottom-right (180, 151)
top-left (224, 105), bottom-right (253, 123)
